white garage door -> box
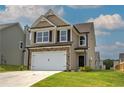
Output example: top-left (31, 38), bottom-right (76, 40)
top-left (31, 51), bottom-right (67, 71)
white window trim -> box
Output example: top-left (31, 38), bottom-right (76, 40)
top-left (29, 32), bottom-right (32, 40)
top-left (36, 31), bottom-right (49, 43)
top-left (60, 29), bottom-right (68, 42)
top-left (79, 34), bottom-right (86, 46)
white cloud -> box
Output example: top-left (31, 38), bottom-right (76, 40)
top-left (68, 5), bottom-right (101, 9)
top-left (87, 14), bottom-right (124, 36)
top-left (97, 42), bottom-right (124, 52)
top-left (95, 29), bottom-right (110, 36)
top-left (96, 44), bottom-right (117, 52)
top-left (88, 14), bottom-right (124, 30)
top-left (0, 5), bottom-right (64, 26)
top-left (115, 41), bottom-right (124, 47)
top-left (96, 41), bottom-right (124, 59)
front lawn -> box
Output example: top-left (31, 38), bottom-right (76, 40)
top-left (32, 70), bottom-right (124, 87)
top-left (0, 65), bottom-right (27, 72)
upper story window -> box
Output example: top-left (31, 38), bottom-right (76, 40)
top-left (60, 30), bottom-right (67, 42)
top-left (36, 31), bottom-right (49, 43)
top-left (80, 35), bottom-right (86, 46)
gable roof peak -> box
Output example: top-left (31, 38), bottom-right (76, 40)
top-left (45, 9), bottom-right (54, 16)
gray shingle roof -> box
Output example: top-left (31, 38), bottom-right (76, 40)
top-left (31, 9), bottom-right (70, 28)
top-left (0, 23), bottom-right (18, 31)
top-left (74, 22), bottom-right (94, 33)
top-left (119, 53), bottom-right (124, 59)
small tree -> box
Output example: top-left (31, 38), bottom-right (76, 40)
top-left (103, 59), bottom-right (113, 70)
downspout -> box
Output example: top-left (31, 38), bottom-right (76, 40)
top-left (24, 25), bottom-right (31, 69)
top-left (27, 48), bottom-right (30, 70)
top-left (22, 32), bottom-right (26, 65)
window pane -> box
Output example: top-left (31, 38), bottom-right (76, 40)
top-left (37, 32), bottom-right (42, 37)
top-left (80, 40), bottom-right (85, 45)
top-left (43, 31), bottom-right (48, 42)
top-left (61, 36), bottom-right (66, 41)
top-left (60, 30), bottom-right (67, 41)
top-left (80, 41), bottom-right (83, 45)
top-left (44, 32), bottom-right (48, 36)
top-left (80, 36), bottom-right (85, 40)
top-left (37, 37), bottom-right (42, 42)
top-left (43, 36), bottom-right (48, 42)
top-left (61, 31), bottom-right (66, 35)
top-left (37, 32), bottom-right (42, 42)
top-left (80, 36), bottom-right (86, 45)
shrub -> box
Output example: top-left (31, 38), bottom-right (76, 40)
top-left (18, 65), bottom-right (27, 71)
top-left (0, 66), bottom-right (5, 71)
top-left (79, 66), bottom-right (92, 72)
top-left (79, 67), bottom-right (85, 71)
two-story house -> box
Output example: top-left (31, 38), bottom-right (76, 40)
top-left (25, 9), bottom-right (96, 71)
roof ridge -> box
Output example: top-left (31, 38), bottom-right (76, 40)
top-left (0, 22), bottom-right (18, 26)
top-left (74, 22), bottom-right (94, 25)
top-left (0, 22), bottom-right (19, 31)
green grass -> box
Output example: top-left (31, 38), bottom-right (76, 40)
top-left (32, 70), bottom-right (124, 87)
top-left (0, 65), bottom-right (27, 72)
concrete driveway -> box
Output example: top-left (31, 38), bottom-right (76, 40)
top-left (0, 71), bottom-right (60, 87)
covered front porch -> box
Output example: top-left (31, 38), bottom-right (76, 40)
top-left (75, 48), bottom-right (88, 69)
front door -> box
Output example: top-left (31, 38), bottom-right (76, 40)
top-left (79, 56), bottom-right (84, 67)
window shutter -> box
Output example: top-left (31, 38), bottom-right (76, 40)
top-left (68, 29), bottom-right (70, 41)
top-left (34, 32), bottom-right (36, 43)
top-left (49, 30), bottom-right (52, 42)
top-left (57, 30), bottom-right (60, 42)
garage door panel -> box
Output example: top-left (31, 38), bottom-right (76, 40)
top-left (31, 51), bottom-right (66, 71)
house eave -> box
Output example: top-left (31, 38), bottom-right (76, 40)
top-left (73, 25), bottom-right (90, 34)
top-left (26, 42), bottom-right (73, 48)
top-left (75, 47), bottom-right (88, 52)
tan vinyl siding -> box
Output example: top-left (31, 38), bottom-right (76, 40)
top-left (46, 15), bottom-right (68, 26)
top-left (34, 21), bottom-right (54, 28)
top-left (86, 26), bottom-right (96, 68)
top-left (70, 28), bottom-right (79, 70)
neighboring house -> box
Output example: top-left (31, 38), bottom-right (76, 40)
top-left (0, 23), bottom-right (25, 65)
top-left (119, 53), bottom-right (124, 63)
top-left (99, 60), bottom-right (105, 70)
top-left (95, 52), bottom-right (100, 69)
top-left (113, 60), bottom-right (119, 70)
top-left (114, 53), bottom-right (124, 71)
top-left (25, 9), bottom-right (96, 71)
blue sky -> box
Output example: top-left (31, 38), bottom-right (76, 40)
top-left (0, 5), bottom-right (124, 60)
